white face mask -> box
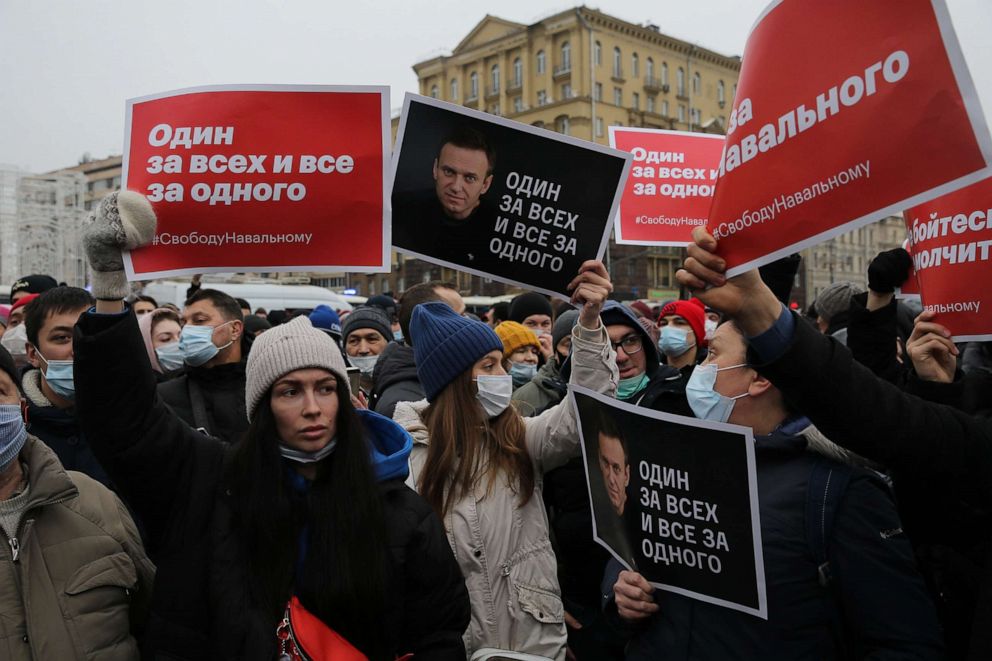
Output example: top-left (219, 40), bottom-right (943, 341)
top-left (348, 354), bottom-right (379, 376)
top-left (704, 319), bottom-right (718, 341)
top-left (1, 324), bottom-right (28, 357)
top-left (475, 375), bottom-right (513, 418)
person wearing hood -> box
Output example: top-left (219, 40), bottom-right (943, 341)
top-left (656, 298), bottom-right (706, 372)
top-left (494, 321), bottom-right (542, 391)
top-left (392, 261), bottom-right (617, 660)
top-left (605, 318), bottom-right (943, 660)
top-left (341, 306), bottom-right (392, 393)
top-left (0, 344), bottom-right (155, 661)
top-left (138, 306), bottom-right (184, 381)
top-left (71, 190), bottom-right (470, 660)
top-left (513, 310), bottom-right (579, 417)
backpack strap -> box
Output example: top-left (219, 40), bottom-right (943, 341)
top-left (806, 459), bottom-right (853, 588)
top-left (186, 378), bottom-right (212, 436)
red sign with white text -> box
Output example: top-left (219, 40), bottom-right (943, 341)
top-left (707, 0), bottom-right (992, 276)
top-left (895, 238), bottom-right (922, 300)
top-left (609, 128), bottom-right (724, 246)
top-left (122, 85), bottom-right (390, 279)
top-left (904, 176), bottom-right (992, 341)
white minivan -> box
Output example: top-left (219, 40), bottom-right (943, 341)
top-left (140, 281), bottom-right (353, 313)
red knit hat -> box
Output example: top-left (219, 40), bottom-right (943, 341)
top-left (659, 298), bottom-right (707, 348)
top-left (10, 292), bottom-right (40, 313)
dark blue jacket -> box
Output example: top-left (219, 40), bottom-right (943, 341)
top-left (604, 418), bottom-right (943, 660)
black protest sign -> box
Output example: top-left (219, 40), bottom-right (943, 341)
top-left (571, 384), bottom-right (767, 618)
top-left (390, 94), bottom-right (631, 299)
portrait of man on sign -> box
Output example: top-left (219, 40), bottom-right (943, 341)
top-left (393, 127), bottom-right (498, 266)
top-left (599, 413), bottom-right (631, 517)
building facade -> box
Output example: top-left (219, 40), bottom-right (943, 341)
top-left (0, 165), bottom-right (89, 288)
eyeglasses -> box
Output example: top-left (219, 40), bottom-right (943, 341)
top-left (610, 334), bottom-right (643, 355)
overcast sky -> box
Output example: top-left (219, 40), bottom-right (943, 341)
top-left (1, 0), bottom-right (989, 173)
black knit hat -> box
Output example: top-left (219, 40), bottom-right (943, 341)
top-left (342, 306), bottom-right (393, 344)
top-left (10, 274), bottom-right (58, 301)
top-left (508, 292), bottom-right (553, 323)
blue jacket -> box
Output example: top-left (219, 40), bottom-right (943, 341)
top-left (604, 418), bottom-right (943, 660)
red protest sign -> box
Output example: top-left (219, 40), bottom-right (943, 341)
top-left (122, 85), bottom-right (390, 279)
top-left (904, 176), bottom-right (992, 341)
top-left (609, 128), bottom-right (724, 246)
top-left (707, 0), bottom-right (992, 276)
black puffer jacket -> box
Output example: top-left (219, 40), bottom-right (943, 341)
top-left (74, 310), bottom-right (469, 660)
top-left (371, 342), bottom-right (424, 420)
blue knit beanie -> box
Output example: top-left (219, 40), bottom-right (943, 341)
top-left (411, 301), bottom-right (504, 402)
top-left (308, 305), bottom-right (342, 339)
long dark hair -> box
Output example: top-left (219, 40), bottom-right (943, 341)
top-left (228, 373), bottom-right (390, 659)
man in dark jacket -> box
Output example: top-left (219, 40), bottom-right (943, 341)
top-left (22, 286), bottom-right (112, 487)
top-left (606, 319), bottom-right (943, 659)
top-left (677, 225), bottom-right (992, 658)
top-left (157, 288), bottom-right (249, 442)
top-left (513, 309), bottom-right (578, 417)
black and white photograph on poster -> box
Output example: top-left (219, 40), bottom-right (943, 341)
top-left (571, 384), bottom-right (767, 619)
top-left (390, 93), bottom-right (632, 299)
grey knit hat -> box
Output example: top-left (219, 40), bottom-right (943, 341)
top-left (341, 306), bottom-right (393, 344)
top-left (814, 281), bottom-right (865, 324)
top-left (245, 316), bottom-right (349, 420)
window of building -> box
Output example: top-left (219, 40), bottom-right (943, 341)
top-left (513, 97), bottom-right (523, 113)
top-left (594, 82), bottom-right (602, 101)
top-left (691, 107), bottom-right (701, 125)
top-left (717, 80), bottom-right (726, 104)
top-left (513, 58), bottom-right (522, 86)
top-left (693, 71), bottom-right (701, 95)
top-left (613, 87), bottom-right (622, 106)
top-left (491, 64), bottom-right (500, 93)
top-left (646, 57), bottom-right (654, 80)
top-left (661, 100), bottom-right (669, 116)
top-left (613, 47), bottom-right (622, 77)
top-left (647, 95), bottom-right (655, 113)
top-left (430, 84), bottom-right (438, 99)
top-left (536, 50), bottom-right (546, 74)
top-left (450, 78), bottom-right (459, 101)
top-left (596, 116), bottom-right (604, 137)
top-left (561, 83), bottom-right (572, 98)
top-left (556, 115), bottom-right (570, 135)
top-left (678, 104), bottom-right (686, 122)
top-left (537, 89), bottom-right (548, 106)
top-left (470, 72), bottom-right (478, 98)
top-left (631, 53), bottom-right (639, 78)
top-left (594, 40), bottom-right (602, 65)
top-left (632, 92), bottom-right (640, 109)
top-left (561, 41), bottom-right (571, 70)
top-left (677, 67), bottom-right (685, 96)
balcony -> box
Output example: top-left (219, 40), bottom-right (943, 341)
top-left (464, 92), bottom-right (479, 107)
top-left (644, 76), bottom-right (663, 92)
top-left (506, 78), bottom-right (523, 93)
top-left (485, 86), bottom-right (500, 100)
top-left (611, 69), bottom-right (625, 83)
top-left (553, 63), bottom-right (571, 80)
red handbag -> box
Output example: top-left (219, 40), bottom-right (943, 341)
top-left (276, 596), bottom-right (368, 661)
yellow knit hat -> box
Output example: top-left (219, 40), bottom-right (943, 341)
top-left (494, 321), bottom-right (540, 359)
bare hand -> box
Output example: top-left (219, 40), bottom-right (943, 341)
top-left (568, 260), bottom-right (613, 330)
top-left (614, 570), bottom-right (659, 621)
top-left (564, 611), bottom-right (582, 630)
top-left (538, 333), bottom-right (554, 360)
top-left (675, 227), bottom-right (781, 336)
top-left (351, 391), bottom-right (369, 410)
top-left (907, 310), bottom-right (958, 384)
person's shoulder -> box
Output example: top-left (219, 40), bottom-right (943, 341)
top-left (157, 373), bottom-right (188, 399)
top-left (62, 470), bottom-right (129, 528)
top-left (380, 479), bottom-right (439, 533)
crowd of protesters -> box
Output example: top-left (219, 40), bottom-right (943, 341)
top-left (0, 189), bottom-right (989, 660)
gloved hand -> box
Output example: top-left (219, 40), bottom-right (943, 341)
top-left (867, 247), bottom-right (912, 294)
top-left (83, 191), bottom-right (157, 300)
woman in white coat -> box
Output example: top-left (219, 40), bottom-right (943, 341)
top-left (393, 261), bottom-right (618, 660)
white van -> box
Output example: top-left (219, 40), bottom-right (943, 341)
top-left (140, 281), bottom-right (353, 313)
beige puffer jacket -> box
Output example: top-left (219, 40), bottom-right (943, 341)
top-left (0, 437), bottom-right (155, 660)
top-left (393, 321), bottom-right (617, 660)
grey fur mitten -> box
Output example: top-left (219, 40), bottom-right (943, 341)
top-left (83, 191), bottom-right (157, 300)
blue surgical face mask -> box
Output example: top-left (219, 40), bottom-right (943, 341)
top-left (393, 329), bottom-right (404, 342)
top-left (617, 373), bottom-right (649, 400)
top-left (0, 404), bottom-right (27, 472)
top-left (155, 342), bottom-right (184, 372)
top-left (685, 362), bottom-right (750, 423)
top-left (39, 353), bottom-right (75, 401)
top-left (659, 326), bottom-right (695, 357)
top-left (279, 438), bottom-right (337, 464)
top-left (179, 321), bottom-right (234, 367)
top-left (509, 362), bottom-right (537, 387)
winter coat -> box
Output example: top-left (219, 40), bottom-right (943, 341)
top-left (603, 418), bottom-right (943, 660)
top-left (20, 368), bottom-right (113, 488)
top-left (0, 436), bottom-right (155, 661)
top-left (73, 310), bottom-right (470, 660)
top-left (157, 359), bottom-right (248, 443)
top-left (512, 359), bottom-right (566, 417)
top-left (371, 342), bottom-right (425, 419)
top-left (752, 310), bottom-right (992, 659)
top-left (393, 321), bottom-right (618, 661)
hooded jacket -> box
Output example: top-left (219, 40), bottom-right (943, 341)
top-left (73, 310), bottom-right (469, 660)
top-left (371, 342), bottom-right (425, 419)
top-left (0, 436), bottom-right (155, 661)
top-left (604, 417), bottom-right (943, 660)
top-left (393, 321), bottom-right (617, 661)
top-left (512, 358), bottom-right (567, 417)
top-left (20, 368), bottom-right (113, 488)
